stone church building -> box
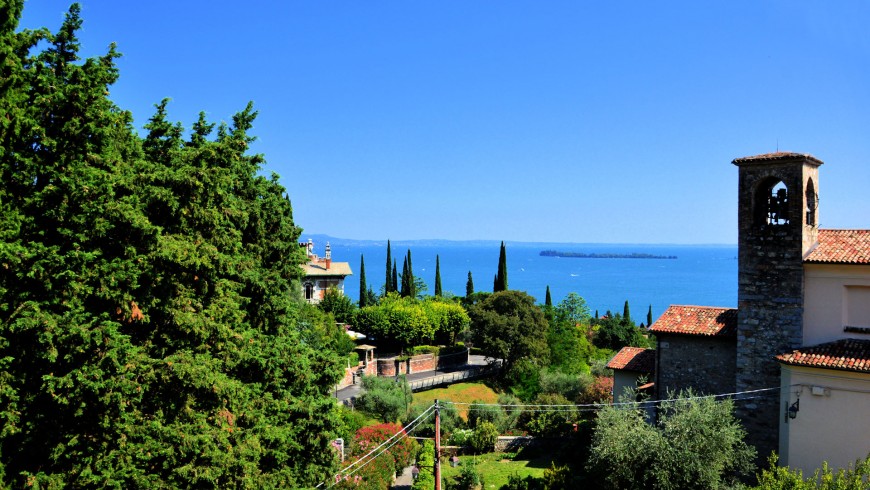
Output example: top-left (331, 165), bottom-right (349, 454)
top-left (610, 152), bottom-right (870, 472)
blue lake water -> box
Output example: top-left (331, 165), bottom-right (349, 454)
top-left (318, 239), bottom-right (737, 324)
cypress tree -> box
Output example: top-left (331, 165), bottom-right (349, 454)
top-left (495, 241), bottom-right (508, 292)
top-left (406, 249), bottom-right (415, 299)
top-left (434, 255), bottom-right (442, 297)
top-left (493, 274), bottom-right (499, 293)
top-left (466, 271), bottom-right (474, 298)
top-left (647, 305), bottom-right (653, 327)
top-left (385, 240), bottom-right (392, 294)
top-left (623, 300), bottom-right (631, 324)
top-left (595, 309), bottom-right (599, 319)
top-left (545, 286), bottom-right (552, 307)
top-left (392, 260), bottom-right (398, 293)
top-left (401, 256), bottom-right (409, 297)
top-left (359, 254), bottom-right (367, 307)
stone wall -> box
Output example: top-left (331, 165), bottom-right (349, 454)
top-left (495, 436), bottom-right (537, 452)
top-left (733, 155), bottom-right (820, 457)
top-left (656, 334), bottom-right (736, 397)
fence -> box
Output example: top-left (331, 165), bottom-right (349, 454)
top-left (407, 363), bottom-right (500, 392)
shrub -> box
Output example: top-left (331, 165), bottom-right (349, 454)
top-left (538, 368), bottom-right (592, 401)
top-left (412, 440), bottom-right (436, 490)
top-left (521, 393), bottom-right (578, 437)
top-left (467, 399), bottom-right (506, 431)
top-left (403, 401), bottom-right (461, 439)
top-left (753, 452), bottom-right (870, 490)
top-left (469, 421), bottom-right (498, 454)
top-left (338, 423), bottom-right (417, 489)
top-left (587, 389), bottom-right (755, 490)
top-left (356, 375), bottom-right (412, 422)
top-left (576, 376), bottom-right (613, 405)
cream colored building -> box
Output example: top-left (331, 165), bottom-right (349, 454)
top-left (776, 230), bottom-right (870, 473)
top-left (299, 239), bottom-right (353, 304)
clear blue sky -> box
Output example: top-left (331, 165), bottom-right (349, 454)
top-left (21, 1), bottom-right (870, 244)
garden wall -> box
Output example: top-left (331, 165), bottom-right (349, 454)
top-left (376, 349), bottom-right (470, 376)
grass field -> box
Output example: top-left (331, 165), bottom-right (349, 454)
top-left (440, 446), bottom-right (556, 489)
top-left (410, 381), bottom-right (500, 420)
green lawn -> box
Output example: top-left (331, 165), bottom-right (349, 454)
top-left (440, 447), bottom-right (555, 489)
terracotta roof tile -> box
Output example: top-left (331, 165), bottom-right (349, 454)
top-left (301, 261), bottom-right (353, 277)
top-left (607, 347), bottom-right (655, 373)
top-left (804, 229), bottom-right (870, 265)
top-left (649, 305), bottom-right (737, 337)
top-left (732, 152), bottom-right (823, 166)
top-left (776, 339), bottom-right (870, 373)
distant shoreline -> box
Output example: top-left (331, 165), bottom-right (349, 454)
top-left (540, 250), bottom-right (678, 259)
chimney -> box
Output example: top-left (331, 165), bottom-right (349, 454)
top-left (325, 242), bottom-right (332, 270)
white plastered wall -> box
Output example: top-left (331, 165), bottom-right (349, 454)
top-left (803, 264), bottom-right (870, 346)
top-left (779, 365), bottom-right (870, 473)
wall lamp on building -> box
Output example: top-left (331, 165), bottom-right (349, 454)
top-left (786, 399), bottom-right (800, 421)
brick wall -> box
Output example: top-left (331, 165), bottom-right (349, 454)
top-left (409, 354), bottom-right (436, 373)
top-left (376, 349), bottom-right (470, 376)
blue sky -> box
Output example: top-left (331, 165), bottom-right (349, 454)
top-left (21, 1), bottom-right (870, 244)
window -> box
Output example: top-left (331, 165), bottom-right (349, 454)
top-left (805, 178), bottom-right (817, 226)
top-left (846, 286), bottom-right (870, 329)
top-left (304, 282), bottom-right (314, 301)
top-left (754, 178), bottom-right (789, 226)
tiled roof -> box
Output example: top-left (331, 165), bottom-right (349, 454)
top-left (301, 261), bottom-right (353, 277)
top-left (607, 347), bottom-right (656, 373)
top-left (732, 152), bottom-right (823, 166)
top-left (649, 305), bottom-right (737, 337)
top-left (776, 339), bottom-right (870, 373)
top-left (804, 230), bottom-right (870, 265)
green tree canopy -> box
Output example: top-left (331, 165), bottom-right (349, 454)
top-left (0, 4), bottom-right (345, 486)
top-left (468, 291), bottom-right (549, 383)
top-left (588, 389), bottom-right (755, 490)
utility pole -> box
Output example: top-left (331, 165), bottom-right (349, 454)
top-left (434, 399), bottom-right (441, 490)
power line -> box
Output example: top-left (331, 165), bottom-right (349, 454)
top-left (319, 405), bottom-right (435, 488)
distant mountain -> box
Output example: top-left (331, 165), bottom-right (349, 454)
top-left (298, 234), bottom-right (736, 248)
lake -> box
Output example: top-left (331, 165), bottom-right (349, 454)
top-left (313, 238), bottom-right (737, 324)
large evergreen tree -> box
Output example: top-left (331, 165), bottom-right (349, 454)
top-left (434, 255), bottom-right (442, 297)
top-left (384, 239), bottom-right (392, 294)
top-left (623, 300), bottom-right (632, 324)
top-left (359, 254), bottom-right (367, 307)
top-left (399, 250), bottom-right (415, 299)
top-left (0, 4), bottom-right (345, 486)
top-left (494, 241), bottom-right (508, 292)
top-left (466, 271), bottom-right (474, 298)
top-left (391, 260), bottom-right (398, 293)
top-left (545, 286), bottom-right (552, 307)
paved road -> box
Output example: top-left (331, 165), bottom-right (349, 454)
top-left (391, 465), bottom-right (415, 489)
top-left (335, 355), bottom-right (492, 403)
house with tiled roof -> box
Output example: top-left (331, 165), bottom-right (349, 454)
top-left (299, 239), bottom-right (353, 304)
top-left (607, 346), bottom-right (656, 402)
top-left (632, 152), bottom-right (870, 474)
top-left (649, 305), bottom-right (738, 397)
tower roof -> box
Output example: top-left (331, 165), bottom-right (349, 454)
top-left (732, 152), bottom-right (823, 166)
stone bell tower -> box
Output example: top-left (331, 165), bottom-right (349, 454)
top-left (732, 152), bottom-right (822, 457)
